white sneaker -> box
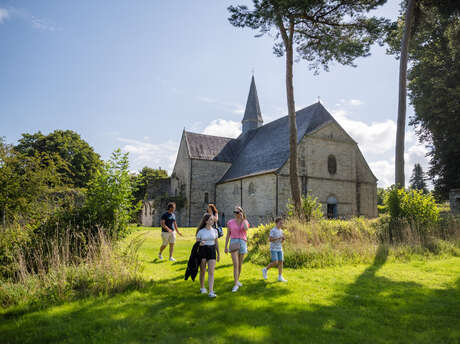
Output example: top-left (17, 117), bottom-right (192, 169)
top-left (208, 291), bottom-right (217, 298)
top-left (237, 281), bottom-right (243, 287)
top-left (200, 288), bottom-right (207, 294)
top-left (169, 257), bottom-right (176, 262)
top-left (278, 276), bottom-right (287, 282)
top-left (262, 268), bottom-right (268, 280)
top-left (232, 285), bottom-right (239, 292)
top-left (158, 254), bottom-right (163, 260)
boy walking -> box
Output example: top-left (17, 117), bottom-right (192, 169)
top-left (159, 202), bottom-right (183, 261)
top-left (262, 217), bottom-right (287, 282)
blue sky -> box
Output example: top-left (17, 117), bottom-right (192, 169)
top-left (0, 0), bottom-right (429, 187)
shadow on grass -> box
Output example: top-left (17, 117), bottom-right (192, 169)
top-left (2, 245), bottom-right (459, 344)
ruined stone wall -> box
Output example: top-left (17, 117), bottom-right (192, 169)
top-left (189, 159), bottom-right (231, 226)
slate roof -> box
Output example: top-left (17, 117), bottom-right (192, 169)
top-left (184, 132), bottom-right (234, 161)
top-left (242, 76), bottom-right (263, 124)
top-left (183, 102), bottom-right (338, 182)
top-left (219, 102), bottom-right (335, 182)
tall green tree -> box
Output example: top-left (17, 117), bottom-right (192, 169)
top-left (387, 1), bottom-right (460, 199)
top-left (228, 0), bottom-right (388, 215)
top-left (16, 130), bottom-right (102, 188)
top-left (395, 0), bottom-right (416, 188)
top-left (0, 138), bottom-right (61, 226)
top-left (409, 163), bottom-right (428, 193)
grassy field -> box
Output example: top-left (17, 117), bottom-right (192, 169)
top-left (1, 227), bottom-right (459, 344)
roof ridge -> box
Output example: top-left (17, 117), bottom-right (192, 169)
top-left (184, 130), bottom-right (236, 140)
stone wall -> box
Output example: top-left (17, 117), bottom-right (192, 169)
top-left (216, 180), bottom-right (242, 226)
top-left (277, 122), bottom-right (377, 218)
top-left (170, 133), bottom-right (191, 226)
top-left (217, 173), bottom-right (277, 226)
top-left (189, 159), bottom-right (231, 226)
top-left (355, 148), bottom-right (378, 217)
top-left (242, 174), bottom-right (277, 225)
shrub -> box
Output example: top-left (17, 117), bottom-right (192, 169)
top-left (384, 186), bottom-right (439, 243)
top-left (83, 149), bottom-right (141, 239)
top-left (287, 194), bottom-right (323, 222)
top-left (0, 225), bottom-right (33, 279)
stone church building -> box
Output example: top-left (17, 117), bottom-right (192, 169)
top-left (143, 77), bottom-right (377, 227)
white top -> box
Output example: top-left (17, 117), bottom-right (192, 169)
top-left (269, 226), bottom-right (283, 251)
top-left (196, 228), bottom-right (218, 246)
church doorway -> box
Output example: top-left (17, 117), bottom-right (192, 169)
top-left (327, 196), bottom-right (338, 219)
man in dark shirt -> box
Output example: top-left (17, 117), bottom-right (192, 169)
top-left (158, 202), bottom-right (183, 261)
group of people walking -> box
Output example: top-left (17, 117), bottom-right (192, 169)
top-left (159, 202), bottom-right (287, 298)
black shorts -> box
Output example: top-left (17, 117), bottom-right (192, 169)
top-left (198, 245), bottom-right (216, 261)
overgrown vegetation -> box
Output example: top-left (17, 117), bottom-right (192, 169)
top-left (0, 228), bottom-right (144, 311)
top-left (0, 136), bottom-right (143, 311)
top-left (249, 188), bottom-right (460, 269)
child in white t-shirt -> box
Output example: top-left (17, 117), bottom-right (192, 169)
top-left (262, 217), bottom-right (287, 282)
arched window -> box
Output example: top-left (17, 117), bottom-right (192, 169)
top-left (204, 192), bottom-right (209, 204)
top-left (248, 182), bottom-right (256, 196)
top-left (233, 184), bottom-right (239, 195)
top-left (328, 154), bottom-right (337, 174)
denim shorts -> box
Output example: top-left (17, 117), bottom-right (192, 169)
top-left (270, 250), bottom-right (284, 262)
top-left (230, 238), bottom-right (248, 254)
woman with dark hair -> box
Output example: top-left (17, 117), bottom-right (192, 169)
top-left (224, 206), bottom-right (249, 293)
top-left (196, 213), bottom-right (220, 298)
top-left (206, 204), bottom-right (219, 228)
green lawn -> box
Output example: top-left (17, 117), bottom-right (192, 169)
top-left (1, 227), bottom-right (459, 344)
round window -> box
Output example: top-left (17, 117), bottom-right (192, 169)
top-left (328, 155), bottom-right (337, 174)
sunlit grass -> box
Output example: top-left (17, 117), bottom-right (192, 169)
top-left (1, 227), bottom-right (459, 344)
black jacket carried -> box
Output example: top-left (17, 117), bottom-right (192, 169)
top-left (184, 242), bottom-right (201, 281)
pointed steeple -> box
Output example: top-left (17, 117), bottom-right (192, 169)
top-left (242, 76), bottom-right (263, 134)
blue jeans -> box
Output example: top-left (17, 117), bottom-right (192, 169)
top-left (230, 238), bottom-right (248, 254)
top-left (270, 250), bottom-right (283, 262)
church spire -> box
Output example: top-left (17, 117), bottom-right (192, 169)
top-left (242, 75), bottom-right (263, 134)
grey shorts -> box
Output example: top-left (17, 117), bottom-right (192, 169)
top-left (230, 238), bottom-right (248, 254)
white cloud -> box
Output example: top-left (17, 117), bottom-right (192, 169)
top-left (0, 8), bottom-right (9, 23)
top-left (1, 7), bottom-right (56, 31)
top-left (331, 107), bottom-right (430, 188)
top-left (30, 16), bottom-right (55, 31)
top-left (118, 138), bottom-right (178, 173)
top-left (349, 99), bottom-right (363, 106)
top-left (332, 109), bottom-right (396, 154)
top-left (202, 119), bottom-right (241, 138)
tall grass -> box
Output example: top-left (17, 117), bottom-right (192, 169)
top-left (247, 216), bottom-right (460, 269)
top-left (0, 228), bottom-right (144, 311)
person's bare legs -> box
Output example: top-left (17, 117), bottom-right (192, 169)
top-left (265, 261), bottom-right (279, 270)
top-left (169, 243), bottom-right (174, 259)
top-left (278, 261), bottom-right (283, 276)
top-left (231, 251), bottom-right (239, 285)
top-left (199, 259), bottom-right (207, 289)
top-left (207, 259), bottom-right (216, 293)
top-left (159, 244), bottom-right (167, 255)
top-left (238, 254), bottom-right (245, 280)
